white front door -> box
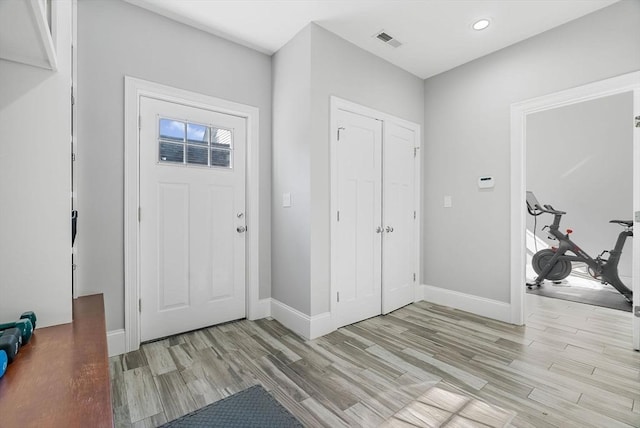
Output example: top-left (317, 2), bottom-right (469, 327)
top-left (139, 96), bottom-right (246, 342)
top-left (333, 109), bottom-right (382, 328)
top-left (382, 122), bottom-right (417, 314)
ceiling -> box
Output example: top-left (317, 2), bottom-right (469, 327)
top-left (124, 0), bottom-right (618, 79)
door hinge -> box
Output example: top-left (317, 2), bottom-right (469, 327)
top-left (72, 263), bottom-right (77, 271)
top-left (337, 126), bottom-right (345, 140)
top-left (71, 153), bottom-right (76, 162)
top-left (634, 306), bottom-right (640, 317)
top-left (337, 292), bottom-right (340, 303)
top-left (139, 299), bottom-right (142, 313)
top-left (138, 207), bottom-right (141, 222)
top-left (414, 210), bottom-right (416, 219)
top-left (635, 115), bottom-right (640, 128)
top-left (413, 273), bottom-right (416, 282)
top-left (337, 211), bottom-right (340, 222)
top-left (71, 88), bottom-right (75, 106)
top-left (138, 115), bottom-right (141, 130)
top-left (414, 147), bottom-right (419, 157)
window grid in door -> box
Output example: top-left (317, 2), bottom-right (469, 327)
top-left (158, 117), bottom-right (233, 168)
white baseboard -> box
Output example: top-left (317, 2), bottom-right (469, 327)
top-left (422, 284), bottom-right (512, 323)
top-left (414, 284), bottom-right (426, 302)
top-left (309, 311), bottom-right (334, 339)
top-left (248, 298), bottom-right (272, 320)
top-left (270, 299), bottom-right (334, 340)
top-left (107, 329), bottom-right (126, 357)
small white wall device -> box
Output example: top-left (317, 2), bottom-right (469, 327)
top-left (282, 192), bottom-right (291, 207)
top-left (478, 176), bottom-right (495, 189)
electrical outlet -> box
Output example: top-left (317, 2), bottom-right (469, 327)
top-left (444, 195), bottom-right (452, 208)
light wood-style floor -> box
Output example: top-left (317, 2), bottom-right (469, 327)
top-left (110, 294), bottom-right (640, 427)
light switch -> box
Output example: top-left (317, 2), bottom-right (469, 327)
top-left (444, 195), bottom-right (452, 208)
top-left (282, 193), bottom-right (291, 208)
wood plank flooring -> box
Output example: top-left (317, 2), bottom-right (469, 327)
top-left (110, 294), bottom-right (640, 427)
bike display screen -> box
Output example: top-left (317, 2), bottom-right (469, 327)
top-left (526, 191), bottom-right (541, 211)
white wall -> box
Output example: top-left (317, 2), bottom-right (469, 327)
top-left (77, 0), bottom-right (272, 331)
top-left (0, 1), bottom-right (73, 327)
top-left (527, 92), bottom-right (633, 281)
top-left (271, 23), bottom-right (424, 317)
top-left (272, 26), bottom-right (312, 314)
top-left (309, 24), bottom-right (424, 316)
top-left (423, 1), bottom-right (640, 303)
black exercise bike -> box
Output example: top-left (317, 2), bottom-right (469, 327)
top-left (526, 191), bottom-right (633, 303)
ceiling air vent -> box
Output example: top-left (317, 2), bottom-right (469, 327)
top-left (375, 30), bottom-right (402, 48)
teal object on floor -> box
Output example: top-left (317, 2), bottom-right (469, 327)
top-left (0, 349), bottom-right (7, 378)
top-left (160, 385), bottom-right (303, 427)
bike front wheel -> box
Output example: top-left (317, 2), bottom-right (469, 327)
top-left (532, 249), bottom-right (572, 281)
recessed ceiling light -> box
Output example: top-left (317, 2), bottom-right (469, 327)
top-left (472, 19), bottom-right (490, 31)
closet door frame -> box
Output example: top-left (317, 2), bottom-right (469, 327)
top-left (329, 96), bottom-right (421, 329)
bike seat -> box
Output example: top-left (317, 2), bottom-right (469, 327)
top-left (609, 220), bottom-right (633, 227)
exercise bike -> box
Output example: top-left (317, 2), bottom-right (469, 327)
top-left (526, 191), bottom-right (633, 303)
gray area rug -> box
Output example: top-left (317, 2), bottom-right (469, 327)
top-left (527, 283), bottom-right (631, 312)
top-left (160, 385), bottom-right (303, 427)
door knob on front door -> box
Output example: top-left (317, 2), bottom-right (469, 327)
top-left (237, 226), bottom-right (247, 233)
top-left (385, 226), bottom-right (394, 233)
top-left (376, 226), bottom-right (383, 233)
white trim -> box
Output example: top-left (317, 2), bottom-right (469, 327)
top-left (331, 97), bottom-right (421, 132)
top-left (252, 298), bottom-right (273, 320)
top-left (26, 0), bottom-right (58, 70)
top-left (510, 71), bottom-right (640, 327)
top-left (270, 299), bottom-right (332, 340)
top-left (71, 0), bottom-right (78, 299)
top-left (124, 76), bottom-right (261, 352)
top-left (423, 285), bottom-right (512, 323)
top-left (107, 329), bottom-right (126, 357)
top-left (329, 96), bottom-right (422, 330)
top-left (634, 88), bottom-right (640, 351)
top-left (309, 312), bottom-right (334, 339)
top-left (414, 284), bottom-right (426, 302)
top-left (270, 299), bottom-right (310, 340)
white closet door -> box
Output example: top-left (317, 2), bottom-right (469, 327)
top-left (382, 122), bottom-right (417, 313)
top-left (333, 109), bottom-right (382, 328)
top-left (139, 96), bottom-right (247, 342)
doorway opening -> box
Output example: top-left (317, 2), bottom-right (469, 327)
top-left (124, 77), bottom-right (262, 352)
top-left (525, 92), bottom-right (633, 313)
top-left (510, 71), bottom-right (640, 350)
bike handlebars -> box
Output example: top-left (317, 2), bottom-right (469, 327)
top-left (528, 192), bottom-right (632, 230)
top-left (542, 204), bottom-right (566, 215)
top-left (526, 191), bottom-right (566, 216)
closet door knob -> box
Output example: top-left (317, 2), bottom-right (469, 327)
top-left (376, 226), bottom-right (383, 233)
top-left (385, 226), bottom-right (394, 233)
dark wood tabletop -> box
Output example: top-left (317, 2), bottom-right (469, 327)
top-left (0, 294), bottom-right (113, 428)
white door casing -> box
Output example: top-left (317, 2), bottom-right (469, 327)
top-left (382, 122), bottom-right (417, 314)
top-left (330, 97), bottom-right (421, 330)
top-left (124, 77), bottom-right (261, 353)
top-left (333, 109), bottom-right (383, 328)
top-left (510, 71), bottom-right (639, 351)
top-left (633, 88), bottom-right (639, 351)
top-left (139, 97), bottom-right (246, 341)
